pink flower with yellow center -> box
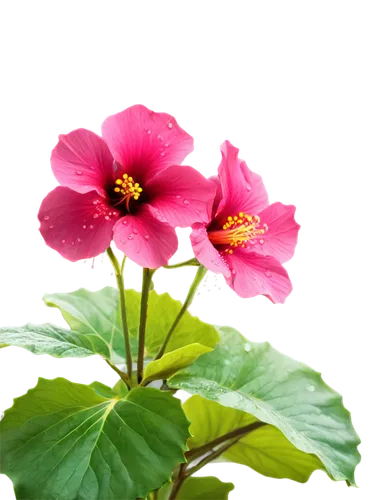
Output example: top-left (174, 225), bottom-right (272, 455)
top-left (190, 141), bottom-right (300, 303)
top-left (38, 105), bottom-right (216, 268)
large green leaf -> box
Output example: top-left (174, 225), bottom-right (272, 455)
top-left (0, 324), bottom-right (108, 358)
top-left (159, 476), bottom-right (234, 499)
top-left (169, 326), bottom-right (361, 486)
top-left (45, 287), bottom-right (219, 360)
top-left (0, 378), bottom-right (190, 500)
top-left (184, 395), bottom-right (324, 482)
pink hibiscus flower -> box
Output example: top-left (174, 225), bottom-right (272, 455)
top-left (38, 105), bottom-right (215, 268)
top-left (190, 141), bottom-right (300, 303)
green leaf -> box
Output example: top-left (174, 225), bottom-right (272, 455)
top-left (159, 476), bottom-right (234, 499)
top-left (184, 395), bottom-right (324, 483)
top-left (0, 378), bottom-right (190, 500)
top-left (169, 326), bottom-right (361, 486)
top-left (44, 287), bottom-right (124, 363)
top-left (143, 344), bottom-right (213, 383)
top-left (0, 323), bottom-right (108, 358)
top-left (45, 287), bottom-right (219, 363)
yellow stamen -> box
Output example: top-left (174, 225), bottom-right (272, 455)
top-left (113, 172), bottom-right (143, 210)
top-left (208, 212), bottom-right (268, 252)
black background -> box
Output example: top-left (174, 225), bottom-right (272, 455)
top-left (0, 95), bottom-right (368, 498)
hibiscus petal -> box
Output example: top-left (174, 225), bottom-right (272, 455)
top-left (216, 141), bottom-right (269, 220)
top-left (113, 205), bottom-right (178, 268)
top-left (146, 165), bottom-right (216, 228)
top-left (258, 202), bottom-right (300, 263)
top-left (190, 223), bottom-right (231, 278)
top-left (209, 175), bottom-right (223, 216)
top-left (51, 129), bottom-right (115, 197)
top-left (101, 105), bottom-right (194, 183)
top-left (38, 187), bottom-right (119, 262)
top-left (224, 251), bottom-right (292, 303)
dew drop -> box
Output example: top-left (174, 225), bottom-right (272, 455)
top-left (104, 215), bottom-right (110, 220)
top-left (165, 143), bottom-right (169, 148)
top-left (128, 234), bottom-right (134, 240)
top-left (245, 183), bottom-right (251, 191)
top-left (89, 225), bottom-right (94, 230)
top-left (77, 238), bottom-right (82, 243)
top-left (76, 170), bottom-right (83, 176)
top-left (244, 343), bottom-right (251, 352)
top-left (123, 220), bottom-right (128, 225)
top-left (183, 199), bottom-right (189, 205)
top-left (265, 270), bottom-right (272, 277)
top-left (44, 215), bottom-right (50, 221)
top-left (61, 239), bottom-right (66, 243)
top-left (49, 225), bottom-right (54, 229)
top-left (176, 195), bottom-right (181, 199)
top-left (168, 122), bottom-right (173, 129)
top-left (93, 213), bottom-right (99, 219)
top-left (232, 269), bottom-right (236, 275)
top-left (160, 151), bottom-right (165, 157)
top-left (71, 242), bottom-right (75, 246)
top-left (224, 359), bottom-right (230, 366)
top-left (306, 385), bottom-right (316, 392)
top-left (147, 129), bottom-right (151, 135)
top-left (145, 234), bottom-right (150, 240)
top-left (259, 239), bottom-right (265, 245)
top-left (82, 225), bottom-right (87, 229)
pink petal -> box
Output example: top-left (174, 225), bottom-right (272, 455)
top-left (146, 165), bottom-right (216, 228)
top-left (209, 175), bottom-right (223, 216)
top-left (38, 187), bottom-right (119, 262)
top-left (258, 202), bottom-right (300, 263)
top-left (51, 129), bottom-right (114, 197)
top-left (224, 251), bottom-right (293, 303)
top-left (113, 205), bottom-right (178, 268)
top-left (190, 223), bottom-right (231, 278)
top-left (216, 141), bottom-right (269, 220)
top-left (101, 105), bottom-right (194, 183)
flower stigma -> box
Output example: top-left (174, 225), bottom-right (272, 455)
top-left (208, 212), bottom-right (268, 253)
top-left (113, 173), bottom-right (143, 211)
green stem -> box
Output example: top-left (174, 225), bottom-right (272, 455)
top-left (106, 247), bottom-right (133, 380)
top-left (185, 421), bottom-right (266, 460)
top-left (163, 258), bottom-right (199, 269)
top-left (154, 265), bottom-right (207, 360)
top-left (105, 360), bottom-right (131, 390)
top-left (137, 268), bottom-right (154, 383)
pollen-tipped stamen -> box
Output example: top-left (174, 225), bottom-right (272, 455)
top-left (113, 173), bottom-right (143, 209)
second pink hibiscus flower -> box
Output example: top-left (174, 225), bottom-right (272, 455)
top-left (38, 105), bottom-right (215, 268)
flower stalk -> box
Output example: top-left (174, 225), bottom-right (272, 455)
top-left (106, 247), bottom-right (133, 380)
top-left (137, 268), bottom-right (155, 382)
top-left (154, 265), bottom-right (207, 360)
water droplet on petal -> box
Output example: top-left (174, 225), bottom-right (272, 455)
top-left (77, 238), bottom-right (82, 243)
top-left (71, 241), bottom-right (75, 246)
top-left (244, 343), bottom-right (251, 352)
top-left (104, 215), bottom-right (110, 220)
top-left (165, 143), bottom-right (169, 148)
top-left (61, 239), bottom-right (66, 243)
top-left (246, 183), bottom-right (251, 191)
top-left (82, 225), bottom-right (87, 229)
top-left (232, 269), bottom-right (236, 275)
top-left (160, 151), bottom-right (165, 157)
top-left (49, 225), bottom-right (54, 229)
top-left (133, 228), bottom-right (138, 234)
top-left (265, 270), bottom-right (272, 277)
top-left (183, 199), bottom-right (189, 205)
top-left (44, 215), bottom-right (50, 221)
top-left (123, 220), bottom-right (128, 225)
top-left (259, 239), bottom-right (265, 245)
top-left (128, 234), bottom-right (134, 240)
top-left (168, 122), bottom-right (173, 129)
top-left (176, 195), bottom-right (181, 199)
top-left (145, 234), bottom-right (150, 240)
top-left (89, 225), bottom-right (94, 230)
top-left (93, 213), bottom-right (99, 219)
top-left (76, 170), bottom-right (83, 176)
